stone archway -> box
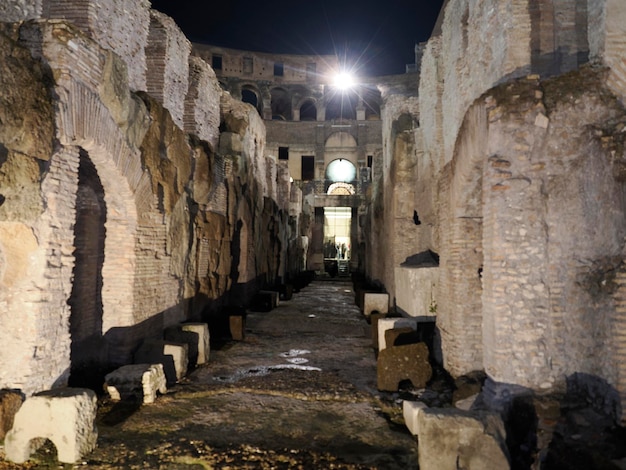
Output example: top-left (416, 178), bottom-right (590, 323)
top-left (68, 149), bottom-right (107, 387)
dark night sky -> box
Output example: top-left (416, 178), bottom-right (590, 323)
top-left (149, 0), bottom-right (444, 76)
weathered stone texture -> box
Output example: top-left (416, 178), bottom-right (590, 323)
top-left (4, 388), bottom-right (98, 464)
top-left (0, 0), bottom-right (43, 22)
top-left (417, 408), bottom-right (510, 470)
top-left (377, 342), bottom-right (432, 392)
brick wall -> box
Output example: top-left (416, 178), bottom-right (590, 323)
top-left (146, 10), bottom-right (190, 129)
top-left (45, 0), bottom-right (150, 91)
top-left (184, 56), bottom-right (221, 150)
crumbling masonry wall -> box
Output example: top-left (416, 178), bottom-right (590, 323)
top-left (0, 2), bottom-right (297, 394)
top-left (367, 0), bottom-right (626, 423)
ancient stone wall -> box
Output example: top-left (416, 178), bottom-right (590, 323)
top-left (369, 0), bottom-right (626, 422)
top-left (0, 3), bottom-right (298, 393)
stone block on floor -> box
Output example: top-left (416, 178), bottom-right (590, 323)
top-left (164, 322), bottom-right (210, 366)
top-left (4, 388), bottom-right (97, 464)
top-left (363, 292), bottom-right (389, 318)
top-left (377, 342), bottom-right (431, 392)
top-left (134, 339), bottom-right (189, 385)
top-left (417, 407), bottom-right (510, 470)
top-left (251, 290), bottom-right (278, 312)
top-left (229, 314), bottom-right (246, 341)
top-left (104, 363), bottom-right (167, 404)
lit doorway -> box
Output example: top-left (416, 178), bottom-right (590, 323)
top-left (323, 207), bottom-right (351, 276)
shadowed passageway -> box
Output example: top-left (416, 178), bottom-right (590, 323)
top-left (75, 280), bottom-right (418, 469)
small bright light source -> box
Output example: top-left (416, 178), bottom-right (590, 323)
top-left (334, 71), bottom-right (355, 90)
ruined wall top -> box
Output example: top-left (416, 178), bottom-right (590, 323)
top-left (192, 44), bottom-right (340, 85)
top-left (418, 0), bottom-right (626, 169)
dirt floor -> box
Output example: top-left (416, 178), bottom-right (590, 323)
top-left (0, 279), bottom-right (419, 469)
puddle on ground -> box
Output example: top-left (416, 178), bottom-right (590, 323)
top-left (213, 364), bottom-right (322, 383)
top-left (286, 357), bottom-right (309, 364)
top-left (279, 349), bottom-right (311, 358)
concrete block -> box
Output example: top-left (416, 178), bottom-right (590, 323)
top-left (134, 339), bottom-right (188, 385)
top-left (378, 318), bottom-right (418, 351)
top-left (364, 292), bottom-right (389, 318)
top-left (403, 400), bottom-right (428, 435)
top-left (165, 322), bottom-right (210, 366)
top-left (4, 388), bottom-right (97, 464)
top-left (104, 363), bottom-right (167, 404)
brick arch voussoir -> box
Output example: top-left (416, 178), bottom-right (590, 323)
top-left (55, 80), bottom-right (148, 330)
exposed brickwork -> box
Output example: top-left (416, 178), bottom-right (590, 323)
top-left (45, 0), bottom-right (150, 91)
top-left (146, 10), bottom-right (190, 129)
top-left (184, 56), bottom-right (221, 150)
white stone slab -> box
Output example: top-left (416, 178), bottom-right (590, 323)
top-left (378, 317), bottom-right (418, 351)
top-left (364, 292), bottom-right (389, 318)
top-left (4, 388), bottom-right (97, 464)
top-left (165, 322), bottom-right (210, 365)
top-left (104, 363), bottom-right (167, 404)
top-left (395, 266), bottom-right (438, 319)
top-left (134, 339), bottom-right (189, 385)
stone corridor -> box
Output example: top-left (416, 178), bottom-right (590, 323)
top-left (1, 280), bottom-right (418, 469)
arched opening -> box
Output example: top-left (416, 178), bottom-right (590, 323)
top-left (68, 149), bottom-right (107, 388)
top-left (327, 182), bottom-right (355, 195)
top-left (271, 87), bottom-right (292, 121)
top-left (299, 99), bottom-right (317, 121)
top-left (323, 207), bottom-right (352, 277)
top-left (326, 158), bottom-right (356, 183)
top-left (241, 86), bottom-right (262, 116)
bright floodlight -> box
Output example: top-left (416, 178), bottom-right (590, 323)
top-left (334, 71), bottom-right (355, 90)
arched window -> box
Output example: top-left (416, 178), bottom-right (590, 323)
top-left (299, 100), bottom-right (317, 121)
top-left (326, 158), bottom-right (356, 183)
top-left (270, 87), bottom-right (292, 121)
top-left (241, 86), bottom-right (262, 116)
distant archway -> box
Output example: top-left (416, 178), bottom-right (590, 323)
top-left (299, 99), bottom-right (317, 121)
top-left (241, 86), bottom-right (262, 115)
top-left (271, 87), bottom-right (292, 120)
top-left (326, 158), bottom-right (356, 183)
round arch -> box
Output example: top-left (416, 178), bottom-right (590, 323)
top-left (324, 132), bottom-right (358, 169)
top-left (298, 98), bottom-right (317, 121)
top-left (270, 87), bottom-right (292, 121)
top-left (325, 158), bottom-right (357, 183)
top-left (241, 84), bottom-right (262, 116)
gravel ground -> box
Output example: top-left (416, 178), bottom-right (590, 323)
top-left (0, 280), bottom-right (419, 469)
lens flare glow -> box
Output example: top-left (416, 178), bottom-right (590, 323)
top-left (333, 71), bottom-right (355, 90)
